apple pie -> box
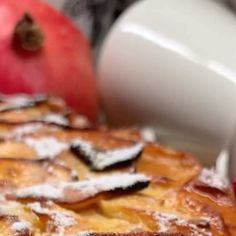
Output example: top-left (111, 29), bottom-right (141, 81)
top-left (0, 94), bottom-right (234, 236)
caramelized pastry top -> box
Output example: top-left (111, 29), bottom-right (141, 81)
top-left (0, 94), bottom-right (234, 236)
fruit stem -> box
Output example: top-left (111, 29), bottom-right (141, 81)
top-left (13, 13), bottom-right (44, 52)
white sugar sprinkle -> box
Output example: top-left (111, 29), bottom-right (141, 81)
top-left (17, 184), bottom-right (64, 200)
top-left (140, 127), bottom-right (156, 142)
top-left (73, 115), bottom-right (90, 128)
top-left (198, 168), bottom-right (229, 191)
top-left (154, 212), bottom-right (211, 236)
top-left (70, 169), bottom-right (78, 179)
top-left (6, 123), bottom-right (43, 139)
top-left (24, 137), bottom-right (68, 159)
top-left (72, 138), bottom-right (144, 170)
top-left (41, 113), bottom-right (68, 126)
top-left (72, 232), bottom-right (91, 236)
top-left (28, 202), bottom-right (52, 214)
top-left (52, 212), bottom-right (75, 227)
top-left (15, 173), bottom-right (149, 202)
top-left (28, 202), bottom-right (75, 236)
top-left (154, 212), bottom-right (177, 232)
top-left (11, 219), bottom-right (31, 232)
top-left (7, 94), bottom-right (33, 107)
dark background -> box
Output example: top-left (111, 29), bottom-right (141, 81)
top-left (46, 0), bottom-right (138, 57)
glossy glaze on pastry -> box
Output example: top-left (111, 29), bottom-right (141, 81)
top-left (0, 94), bottom-right (234, 236)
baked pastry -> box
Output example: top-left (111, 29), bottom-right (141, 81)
top-left (0, 94), bottom-right (234, 236)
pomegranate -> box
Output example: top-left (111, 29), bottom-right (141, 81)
top-left (0, 0), bottom-right (97, 121)
top-left (233, 180), bottom-right (236, 194)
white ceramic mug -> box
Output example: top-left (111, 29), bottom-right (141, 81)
top-left (98, 0), bottom-right (236, 173)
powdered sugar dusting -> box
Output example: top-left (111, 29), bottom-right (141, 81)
top-left (198, 168), bottom-right (229, 191)
top-left (73, 232), bottom-right (91, 236)
top-left (72, 138), bottom-right (144, 170)
top-left (154, 212), bottom-right (211, 236)
top-left (0, 94), bottom-right (46, 111)
top-left (11, 219), bottom-right (32, 233)
top-left (16, 184), bottom-right (64, 200)
top-left (51, 212), bottom-right (75, 236)
top-left (24, 136), bottom-right (68, 159)
top-left (28, 202), bottom-right (75, 236)
top-left (41, 113), bottom-right (69, 126)
top-left (15, 173), bottom-right (149, 203)
top-left (28, 201), bottom-right (54, 214)
top-left (154, 212), bottom-right (177, 232)
top-left (70, 169), bottom-right (79, 179)
top-left (140, 127), bottom-right (156, 142)
top-left (5, 123), bottom-right (43, 139)
top-left (73, 115), bottom-right (91, 128)
top-left (5, 94), bottom-right (35, 107)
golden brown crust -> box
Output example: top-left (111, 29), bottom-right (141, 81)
top-left (0, 215), bottom-right (33, 236)
top-left (0, 158), bottom-right (77, 191)
top-left (0, 94), bottom-right (234, 236)
top-left (89, 233), bottom-right (185, 236)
